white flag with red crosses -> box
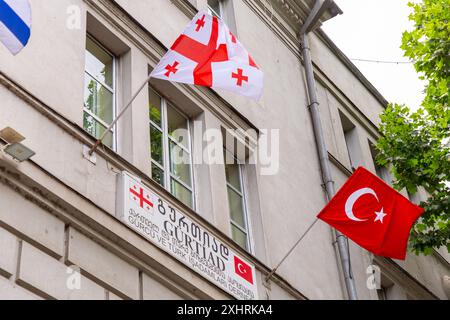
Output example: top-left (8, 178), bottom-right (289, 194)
top-left (150, 11), bottom-right (264, 101)
top-left (129, 184), bottom-right (154, 214)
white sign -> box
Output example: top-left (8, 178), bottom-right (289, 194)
top-left (116, 171), bottom-right (258, 300)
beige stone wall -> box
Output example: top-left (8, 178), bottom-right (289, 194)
top-left (0, 0), bottom-right (448, 300)
top-left (0, 182), bottom-right (190, 300)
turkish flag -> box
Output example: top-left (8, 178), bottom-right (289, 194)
top-left (234, 256), bottom-right (254, 284)
top-left (317, 167), bottom-right (424, 260)
top-left (150, 11), bottom-right (263, 100)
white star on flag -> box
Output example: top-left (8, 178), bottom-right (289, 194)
top-left (374, 208), bottom-right (387, 223)
top-left (150, 11), bottom-right (264, 101)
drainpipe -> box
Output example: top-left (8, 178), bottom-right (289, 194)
top-left (300, 0), bottom-right (359, 300)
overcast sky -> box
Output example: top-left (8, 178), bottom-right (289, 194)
top-left (322, 0), bottom-right (425, 110)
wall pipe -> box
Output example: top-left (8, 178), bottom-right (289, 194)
top-left (300, 0), bottom-right (359, 300)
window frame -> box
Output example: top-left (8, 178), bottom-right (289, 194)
top-left (224, 148), bottom-right (252, 252)
top-left (149, 89), bottom-right (196, 209)
top-left (207, 0), bottom-right (223, 18)
top-left (83, 34), bottom-right (118, 151)
top-left (338, 110), bottom-right (359, 170)
top-left (377, 285), bottom-right (388, 300)
top-left (369, 140), bottom-right (391, 183)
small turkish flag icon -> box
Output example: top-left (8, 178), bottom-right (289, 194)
top-left (234, 256), bottom-right (253, 284)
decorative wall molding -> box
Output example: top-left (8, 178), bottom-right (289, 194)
top-left (170, 0), bottom-right (197, 19)
top-left (271, 0), bottom-right (309, 31)
top-left (243, 0), bottom-right (301, 57)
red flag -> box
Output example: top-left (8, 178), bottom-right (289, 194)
top-left (234, 256), bottom-right (254, 284)
top-left (317, 167), bottom-right (424, 260)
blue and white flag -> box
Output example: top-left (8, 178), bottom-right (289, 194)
top-left (0, 0), bottom-right (31, 55)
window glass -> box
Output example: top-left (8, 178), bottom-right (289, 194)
top-left (339, 110), bottom-right (359, 169)
top-left (171, 179), bottom-right (193, 208)
top-left (149, 88), bottom-right (162, 127)
top-left (167, 104), bottom-right (189, 148)
top-left (85, 37), bottom-right (114, 87)
top-left (369, 142), bottom-right (390, 183)
top-left (84, 74), bottom-right (113, 124)
top-left (231, 224), bottom-right (248, 250)
top-left (208, 0), bottom-right (222, 17)
top-left (377, 287), bottom-right (387, 300)
top-left (149, 87), bottom-right (194, 209)
top-left (83, 113), bottom-right (113, 147)
top-left (224, 148), bottom-right (250, 251)
top-left (151, 163), bottom-right (165, 187)
top-left (227, 187), bottom-right (246, 228)
top-left (225, 162), bottom-right (242, 192)
top-left (169, 141), bottom-right (192, 187)
top-left (150, 126), bottom-right (164, 165)
top-left (84, 36), bottom-right (115, 149)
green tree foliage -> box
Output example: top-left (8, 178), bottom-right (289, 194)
top-left (376, 0), bottom-right (450, 255)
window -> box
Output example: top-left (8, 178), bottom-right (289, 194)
top-left (377, 273), bottom-right (394, 300)
top-left (149, 87), bottom-right (194, 209)
top-left (224, 149), bottom-right (250, 251)
top-left (369, 142), bottom-right (391, 183)
top-left (339, 111), bottom-right (360, 170)
top-left (376, 274), bottom-right (408, 300)
top-left (377, 285), bottom-right (388, 300)
top-left (207, 0), bottom-right (222, 18)
top-left (83, 35), bottom-right (116, 149)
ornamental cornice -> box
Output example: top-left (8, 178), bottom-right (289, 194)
top-left (270, 0), bottom-right (310, 31)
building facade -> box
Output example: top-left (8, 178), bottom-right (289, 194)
top-left (0, 0), bottom-right (449, 300)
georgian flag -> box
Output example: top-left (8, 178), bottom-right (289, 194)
top-left (0, 0), bottom-right (31, 55)
top-left (151, 11), bottom-right (264, 101)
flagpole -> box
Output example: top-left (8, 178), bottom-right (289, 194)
top-left (89, 73), bottom-right (154, 156)
top-left (265, 218), bottom-right (319, 283)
